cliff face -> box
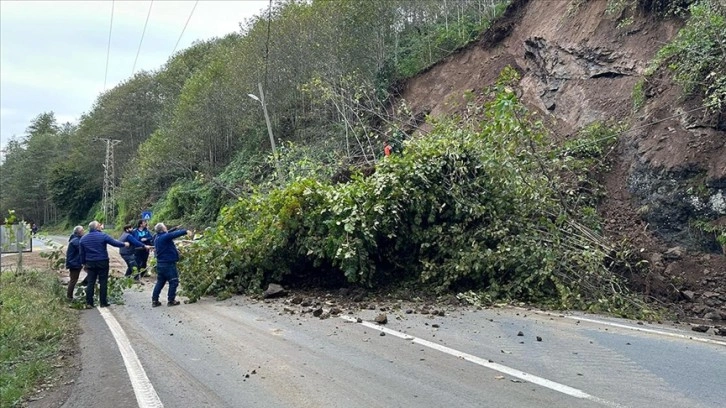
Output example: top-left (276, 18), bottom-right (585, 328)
top-left (399, 0), bottom-right (726, 322)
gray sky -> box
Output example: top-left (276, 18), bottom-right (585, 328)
top-left (0, 0), bottom-right (267, 152)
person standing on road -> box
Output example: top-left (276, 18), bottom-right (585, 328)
top-left (79, 220), bottom-right (129, 308)
top-left (64, 225), bottom-right (84, 301)
top-left (152, 222), bottom-right (191, 307)
top-left (132, 219), bottom-right (153, 278)
top-left (119, 224), bottom-right (151, 282)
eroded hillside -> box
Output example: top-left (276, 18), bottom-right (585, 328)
top-left (398, 0), bottom-right (726, 323)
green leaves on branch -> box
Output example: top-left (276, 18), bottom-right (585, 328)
top-left (651, 0), bottom-right (726, 112)
top-left (180, 69), bottom-right (648, 317)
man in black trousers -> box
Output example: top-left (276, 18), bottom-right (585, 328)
top-left (79, 221), bottom-right (129, 308)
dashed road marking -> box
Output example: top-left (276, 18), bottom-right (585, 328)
top-left (99, 307), bottom-right (164, 408)
top-left (562, 315), bottom-right (726, 347)
top-left (340, 315), bottom-right (626, 408)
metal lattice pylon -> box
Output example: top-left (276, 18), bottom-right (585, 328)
top-left (99, 138), bottom-right (121, 225)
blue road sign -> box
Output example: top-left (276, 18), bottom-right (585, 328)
top-left (141, 211), bottom-right (152, 220)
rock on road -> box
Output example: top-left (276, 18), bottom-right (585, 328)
top-left (57, 283), bottom-right (726, 408)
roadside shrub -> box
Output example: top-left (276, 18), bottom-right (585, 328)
top-left (0, 271), bottom-right (75, 407)
top-left (651, 0), bottom-right (726, 112)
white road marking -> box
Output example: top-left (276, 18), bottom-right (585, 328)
top-left (563, 315), bottom-right (726, 347)
top-left (98, 307), bottom-right (164, 408)
top-left (340, 315), bottom-right (626, 408)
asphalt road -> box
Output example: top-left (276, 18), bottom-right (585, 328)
top-left (58, 283), bottom-right (726, 408)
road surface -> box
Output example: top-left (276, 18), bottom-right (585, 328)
top-left (58, 283), bottom-right (726, 408)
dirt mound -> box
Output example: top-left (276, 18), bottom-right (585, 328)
top-left (398, 0), bottom-right (726, 323)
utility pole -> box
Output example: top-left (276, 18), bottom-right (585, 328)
top-left (98, 138), bottom-right (121, 227)
top-left (248, 83), bottom-right (282, 181)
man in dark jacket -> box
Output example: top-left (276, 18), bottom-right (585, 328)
top-left (119, 224), bottom-right (150, 282)
top-left (152, 222), bottom-right (191, 307)
top-left (79, 220), bottom-right (129, 308)
top-left (64, 225), bottom-right (84, 300)
top-left (132, 219), bottom-right (153, 278)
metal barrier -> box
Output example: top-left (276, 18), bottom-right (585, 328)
top-left (0, 223), bottom-right (33, 253)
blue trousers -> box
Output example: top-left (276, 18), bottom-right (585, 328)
top-left (121, 253), bottom-right (137, 277)
top-left (153, 262), bottom-right (179, 302)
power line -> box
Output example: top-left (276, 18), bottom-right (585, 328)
top-left (171, 0), bottom-right (199, 56)
top-left (131, 0), bottom-right (154, 76)
top-left (264, 0), bottom-right (272, 90)
top-left (103, 0), bottom-right (115, 91)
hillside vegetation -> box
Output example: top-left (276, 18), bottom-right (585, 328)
top-left (1, 0), bottom-right (724, 319)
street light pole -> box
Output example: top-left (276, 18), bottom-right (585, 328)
top-left (248, 82), bottom-right (282, 181)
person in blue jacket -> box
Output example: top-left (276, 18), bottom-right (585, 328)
top-left (132, 219), bottom-right (153, 278)
top-left (79, 221), bottom-right (129, 308)
top-left (152, 222), bottom-right (191, 307)
top-left (64, 225), bottom-right (84, 300)
top-left (118, 224), bottom-right (151, 282)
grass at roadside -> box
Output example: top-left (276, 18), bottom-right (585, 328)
top-left (0, 269), bottom-right (77, 407)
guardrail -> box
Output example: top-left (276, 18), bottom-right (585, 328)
top-left (0, 223), bottom-right (33, 254)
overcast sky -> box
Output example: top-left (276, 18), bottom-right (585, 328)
top-left (0, 0), bottom-right (268, 152)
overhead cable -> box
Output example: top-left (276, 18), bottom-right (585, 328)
top-left (171, 0), bottom-right (199, 56)
top-left (264, 0), bottom-right (272, 90)
top-left (103, 0), bottom-right (115, 91)
top-left (131, 0), bottom-right (154, 76)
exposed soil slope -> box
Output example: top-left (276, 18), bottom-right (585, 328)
top-left (399, 0), bottom-right (726, 323)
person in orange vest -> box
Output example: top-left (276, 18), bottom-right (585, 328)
top-left (384, 141), bottom-right (393, 157)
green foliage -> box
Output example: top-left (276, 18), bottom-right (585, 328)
top-left (46, 161), bottom-right (100, 222)
top-left (179, 69), bottom-right (649, 317)
top-left (606, 0), bottom-right (696, 25)
top-left (154, 178), bottom-right (229, 228)
top-left (632, 78), bottom-right (646, 111)
top-left (0, 270), bottom-right (76, 407)
top-left (555, 121), bottom-right (622, 220)
top-left (0, 113), bottom-right (64, 225)
top-left (390, 1), bottom-right (508, 80)
top-left (651, 0), bottom-right (726, 112)
top-left (689, 218), bottom-right (726, 253)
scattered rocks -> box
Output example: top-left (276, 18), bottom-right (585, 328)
top-left (263, 283), bottom-right (287, 299)
top-left (663, 246), bottom-right (684, 260)
top-left (691, 325), bottom-right (709, 333)
top-left (374, 313), bottom-right (388, 324)
top-left (680, 290), bottom-right (695, 302)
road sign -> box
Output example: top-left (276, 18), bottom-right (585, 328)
top-left (141, 211), bottom-right (152, 220)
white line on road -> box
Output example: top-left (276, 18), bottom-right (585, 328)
top-left (563, 315), bottom-right (726, 347)
top-left (340, 315), bottom-right (626, 408)
top-left (98, 307), bottom-right (164, 408)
